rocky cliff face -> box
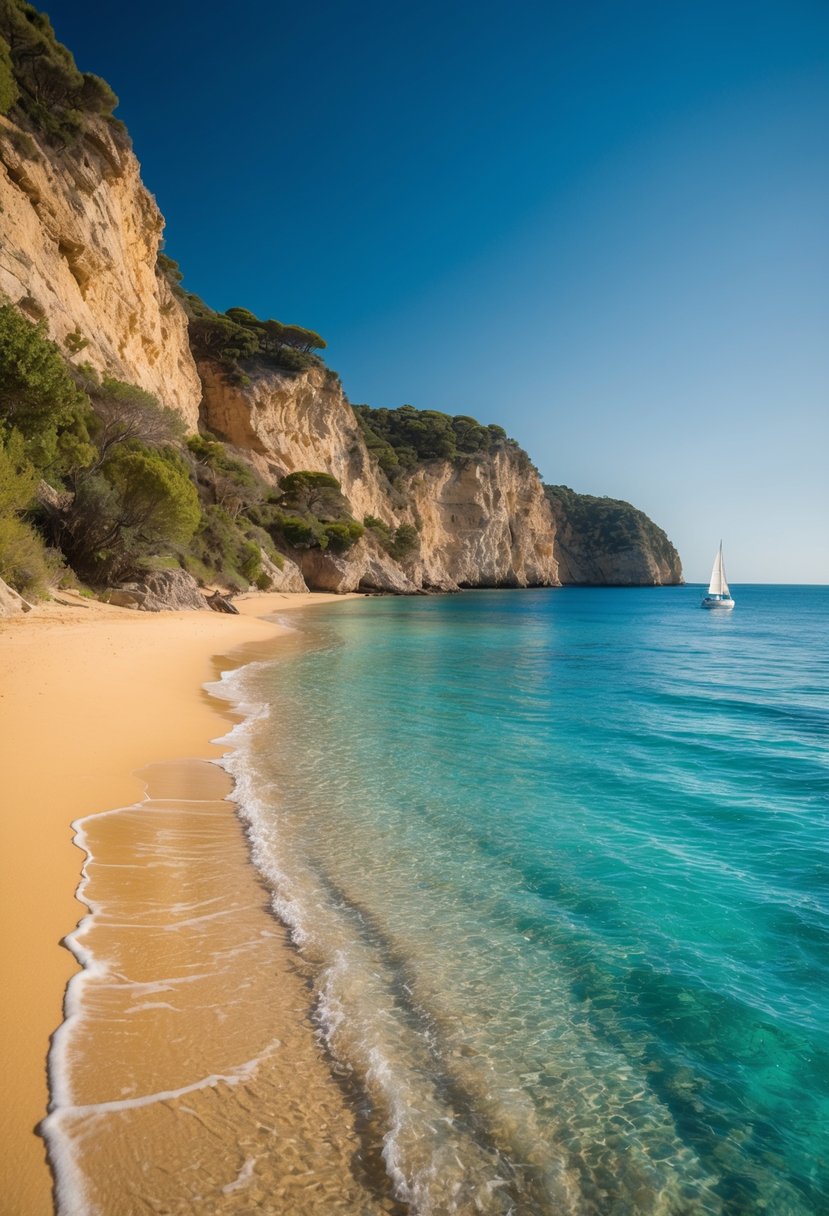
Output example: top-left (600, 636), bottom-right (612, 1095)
top-left (544, 485), bottom-right (683, 585)
top-left (200, 360), bottom-right (559, 592)
top-left (0, 113), bottom-right (201, 427)
top-left (0, 62), bottom-right (680, 598)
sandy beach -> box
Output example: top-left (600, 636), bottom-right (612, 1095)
top-left (0, 590), bottom-right (364, 1216)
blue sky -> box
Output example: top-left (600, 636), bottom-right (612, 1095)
top-left (47, 0), bottom-right (828, 582)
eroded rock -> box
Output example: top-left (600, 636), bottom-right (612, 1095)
top-left (103, 569), bottom-right (207, 612)
top-left (0, 577), bottom-right (32, 617)
top-left (259, 550), bottom-right (308, 593)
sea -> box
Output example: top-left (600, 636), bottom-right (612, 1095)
top-left (214, 584), bottom-right (828, 1216)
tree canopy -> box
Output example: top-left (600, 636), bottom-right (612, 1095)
top-left (0, 304), bottom-right (93, 472)
top-left (543, 484), bottom-right (679, 566)
top-left (0, 0), bottom-right (120, 140)
top-left (159, 269), bottom-right (328, 378)
top-left (353, 403), bottom-right (513, 478)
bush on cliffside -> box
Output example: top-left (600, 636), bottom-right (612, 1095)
top-left (245, 471), bottom-right (364, 556)
top-left (187, 303), bottom-right (326, 375)
top-left (186, 433), bottom-right (263, 518)
top-left (543, 484), bottom-right (682, 578)
top-left (0, 427), bottom-right (61, 594)
top-left (353, 404), bottom-right (514, 478)
top-left (364, 516), bottom-right (420, 561)
top-left (185, 505), bottom-right (266, 590)
top-left (0, 34), bottom-right (18, 112)
top-left (155, 263), bottom-right (329, 380)
top-left (0, 1), bottom-right (119, 141)
top-left (0, 303), bottom-right (299, 593)
top-left (0, 304), bottom-right (94, 473)
top-left (60, 446), bottom-right (201, 582)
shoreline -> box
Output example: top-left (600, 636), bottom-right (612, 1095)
top-left (0, 590), bottom-right (359, 1216)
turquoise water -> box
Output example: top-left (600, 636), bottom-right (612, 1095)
top-left (222, 586), bottom-right (829, 1215)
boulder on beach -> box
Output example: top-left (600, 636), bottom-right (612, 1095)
top-left (103, 569), bottom-right (208, 612)
top-left (0, 577), bottom-right (32, 617)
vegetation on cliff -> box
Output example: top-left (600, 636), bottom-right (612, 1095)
top-left (353, 403), bottom-right (516, 479)
top-left (0, 0), bottom-right (121, 142)
top-left (363, 516), bottom-right (420, 561)
top-left (0, 4), bottom-right (678, 599)
top-left (247, 471), bottom-right (365, 557)
top-left (158, 256), bottom-right (327, 379)
top-left (544, 484), bottom-right (682, 584)
top-left (0, 305), bottom-right (295, 595)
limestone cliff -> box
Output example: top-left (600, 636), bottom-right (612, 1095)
top-left (0, 113), bottom-right (201, 427)
top-left (544, 485), bottom-right (683, 585)
top-left (0, 3), bottom-right (679, 599)
top-left (199, 360), bottom-right (559, 592)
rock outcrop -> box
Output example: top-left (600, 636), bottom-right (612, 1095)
top-left (0, 114), bottom-right (201, 427)
top-left (259, 551), bottom-right (308, 593)
top-left (544, 485), bottom-right (682, 585)
top-left (103, 569), bottom-right (208, 612)
top-left (198, 362), bottom-right (392, 521)
top-left (0, 576), bottom-right (32, 616)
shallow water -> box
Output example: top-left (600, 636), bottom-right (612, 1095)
top-left (45, 759), bottom-right (399, 1215)
top-left (217, 585), bottom-right (829, 1215)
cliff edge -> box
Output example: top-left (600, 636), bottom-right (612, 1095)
top-left (0, 2), bottom-right (680, 601)
top-left (544, 485), bottom-right (683, 585)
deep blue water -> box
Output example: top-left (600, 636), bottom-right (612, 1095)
top-left (223, 585), bottom-right (829, 1215)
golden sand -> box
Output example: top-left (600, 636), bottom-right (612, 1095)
top-left (0, 591), bottom-right (383, 1216)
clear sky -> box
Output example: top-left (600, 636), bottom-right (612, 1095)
top-left (45, 0), bottom-right (828, 583)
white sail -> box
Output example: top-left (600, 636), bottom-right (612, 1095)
top-left (707, 543), bottom-right (730, 597)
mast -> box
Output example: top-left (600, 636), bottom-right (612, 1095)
top-left (719, 542), bottom-right (730, 597)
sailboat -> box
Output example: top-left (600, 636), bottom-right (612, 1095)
top-left (701, 541), bottom-right (735, 609)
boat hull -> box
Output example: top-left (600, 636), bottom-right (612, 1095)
top-left (701, 597), bottom-right (735, 610)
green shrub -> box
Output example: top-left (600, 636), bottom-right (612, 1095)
top-left (187, 504), bottom-right (271, 587)
top-left (276, 513), bottom-right (324, 549)
top-left (237, 539), bottom-right (261, 582)
top-left (0, 514), bottom-right (60, 596)
top-left (85, 375), bottom-right (184, 462)
top-left (177, 285), bottom-right (327, 377)
top-left (182, 552), bottom-right (212, 586)
top-left (188, 313), bottom-right (260, 366)
top-left (157, 252), bottom-right (184, 294)
top-left (324, 520), bottom-right (364, 554)
top-left (0, 34), bottom-right (19, 114)
top-left (0, 428), bottom-right (38, 515)
top-left (353, 404), bottom-right (519, 478)
top-left (0, 426), bottom-right (56, 595)
top-left (104, 447), bottom-right (200, 545)
top-left (0, 2), bottom-right (119, 140)
top-left (62, 446), bottom-right (200, 582)
top-left (186, 434), bottom-right (259, 487)
top-left (0, 304), bottom-right (93, 472)
top-left (364, 514), bottom-right (393, 544)
top-left (242, 522), bottom-right (283, 569)
top-left (363, 516), bottom-right (418, 560)
top-left (186, 433), bottom-right (263, 516)
top-left (64, 329), bottom-right (88, 354)
top-left (0, 124), bottom-right (36, 157)
top-left (278, 470), bottom-right (350, 520)
top-left (257, 472), bottom-right (363, 555)
top-left (270, 345), bottom-right (320, 373)
top-left (390, 523), bottom-right (419, 560)
top-left (78, 72), bottom-right (118, 115)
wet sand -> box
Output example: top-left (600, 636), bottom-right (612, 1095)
top-left (0, 591), bottom-right (370, 1216)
